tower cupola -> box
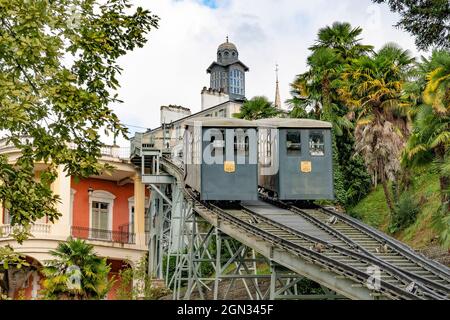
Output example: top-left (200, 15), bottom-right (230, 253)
top-left (206, 37), bottom-right (249, 100)
top-left (217, 36), bottom-right (238, 64)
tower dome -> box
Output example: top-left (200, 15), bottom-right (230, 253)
top-left (206, 37), bottom-right (249, 100)
top-left (217, 41), bottom-right (237, 52)
top-left (217, 36), bottom-right (238, 63)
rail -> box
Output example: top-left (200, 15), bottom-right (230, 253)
top-left (260, 196), bottom-right (450, 298)
top-left (159, 157), bottom-right (450, 300)
top-left (71, 226), bottom-right (135, 244)
top-left (316, 204), bottom-right (450, 279)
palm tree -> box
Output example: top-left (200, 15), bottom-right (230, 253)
top-left (423, 50), bottom-right (450, 115)
top-left (309, 22), bottom-right (374, 61)
top-left (422, 50), bottom-right (450, 212)
top-left (233, 96), bottom-right (280, 120)
top-left (287, 68), bottom-right (322, 119)
top-left (339, 43), bottom-right (415, 213)
top-left (42, 238), bottom-right (113, 300)
top-left (288, 23), bottom-right (373, 207)
top-left (404, 50), bottom-right (450, 214)
top-left (288, 22), bottom-right (372, 130)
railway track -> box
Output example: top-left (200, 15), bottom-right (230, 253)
top-left (160, 158), bottom-right (450, 300)
top-left (259, 196), bottom-right (450, 299)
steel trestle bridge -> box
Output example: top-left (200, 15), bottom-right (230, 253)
top-left (132, 147), bottom-right (450, 300)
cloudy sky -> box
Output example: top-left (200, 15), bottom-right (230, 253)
top-left (110, 0), bottom-right (426, 146)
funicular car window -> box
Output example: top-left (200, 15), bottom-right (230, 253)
top-left (234, 130), bottom-right (249, 156)
top-left (193, 129), bottom-right (201, 164)
top-left (210, 129), bottom-right (224, 158)
top-left (258, 129), bottom-right (269, 165)
top-left (309, 131), bottom-right (325, 156)
top-left (286, 130), bottom-right (301, 156)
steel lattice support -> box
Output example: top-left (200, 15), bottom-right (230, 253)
top-left (167, 214), bottom-right (270, 300)
top-left (269, 262), bottom-right (345, 300)
top-left (148, 182), bottom-right (189, 280)
top-left (145, 181), bottom-right (345, 300)
top-left (143, 183), bottom-right (349, 300)
top-left (140, 154), bottom-right (349, 300)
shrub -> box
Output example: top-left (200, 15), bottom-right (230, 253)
top-left (117, 255), bottom-right (171, 300)
top-left (389, 191), bottom-right (420, 233)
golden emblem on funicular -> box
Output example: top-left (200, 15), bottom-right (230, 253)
top-left (300, 161), bottom-right (312, 173)
top-left (224, 161), bottom-right (236, 173)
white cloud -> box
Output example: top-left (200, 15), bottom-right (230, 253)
top-left (109, 0), bottom-right (426, 146)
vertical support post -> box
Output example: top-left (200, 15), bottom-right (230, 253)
top-left (270, 261), bottom-right (277, 300)
top-left (157, 192), bottom-right (165, 279)
top-left (147, 187), bottom-right (158, 278)
top-left (185, 213), bottom-right (196, 299)
top-left (156, 153), bottom-right (160, 175)
top-left (213, 227), bottom-right (222, 300)
top-left (170, 183), bottom-right (183, 252)
top-left (134, 174), bottom-right (146, 246)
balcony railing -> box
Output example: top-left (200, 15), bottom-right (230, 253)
top-left (69, 143), bottom-right (130, 160)
top-left (0, 136), bottom-right (34, 152)
top-left (0, 137), bottom-right (130, 160)
top-left (71, 226), bottom-right (135, 244)
top-left (99, 145), bottom-right (130, 159)
top-left (0, 223), bottom-right (51, 238)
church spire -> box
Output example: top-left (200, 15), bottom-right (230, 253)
top-left (274, 64), bottom-right (281, 109)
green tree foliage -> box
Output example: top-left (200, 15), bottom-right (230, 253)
top-left (233, 96), bottom-right (280, 120)
top-left (41, 238), bottom-right (113, 299)
top-left (291, 22), bottom-right (373, 130)
top-left (335, 130), bottom-right (372, 207)
top-left (0, 0), bottom-right (159, 233)
top-left (373, 0), bottom-right (450, 51)
top-left (389, 191), bottom-right (420, 233)
top-left (288, 22), bottom-right (372, 207)
top-left (339, 44), bottom-right (415, 214)
top-left (403, 50), bottom-right (450, 247)
top-left (116, 255), bottom-right (170, 300)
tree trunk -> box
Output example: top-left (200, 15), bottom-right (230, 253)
top-left (439, 175), bottom-right (449, 213)
top-left (436, 146), bottom-right (449, 213)
top-left (381, 179), bottom-right (395, 215)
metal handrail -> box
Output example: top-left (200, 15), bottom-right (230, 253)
top-left (71, 226), bottom-right (135, 244)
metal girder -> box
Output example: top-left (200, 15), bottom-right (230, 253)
top-left (138, 155), bottom-right (381, 300)
top-left (269, 262), bottom-right (345, 300)
top-left (142, 175), bottom-right (174, 184)
top-left (194, 204), bottom-right (379, 300)
top-left (150, 184), bottom-right (173, 206)
top-left (143, 181), bottom-right (374, 299)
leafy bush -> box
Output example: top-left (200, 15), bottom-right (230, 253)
top-left (295, 278), bottom-right (325, 295)
top-left (117, 255), bottom-right (171, 300)
top-left (41, 238), bottom-right (113, 300)
top-left (432, 204), bottom-right (450, 250)
top-left (389, 192), bottom-right (420, 233)
top-left (335, 129), bottom-right (372, 208)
